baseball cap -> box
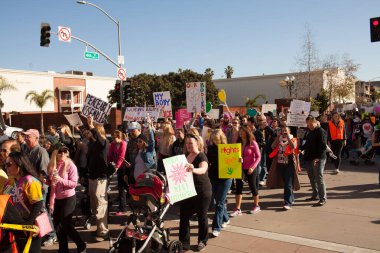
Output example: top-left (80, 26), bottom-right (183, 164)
top-left (128, 122), bottom-right (141, 130)
top-left (23, 129), bottom-right (40, 138)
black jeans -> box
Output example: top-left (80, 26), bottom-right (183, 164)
top-left (179, 191), bottom-right (211, 249)
top-left (53, 195), bottom-right (86, 253)
top-left (117, 168), bottom-right (127, 212)
top-left (235, 168), bottom-right (259, 196)
top-left (331, 140), bottom-right (344, 169)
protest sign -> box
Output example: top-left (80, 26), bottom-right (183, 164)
top-left (304, 102), bottom-right (311, 114)
top-left (163, 155), bottom-right (197, 204)
top-left (286, 113), bottom-right (308, 128)
top-left (123, 107), bottom-right (161, 122)
top-left (218, 143), bottom-right (242, 179)
top-left (208, 109), bottom-right (220, 119)
top-left (64, 113), bottom-right (83, 127)
top-left (186, 82), bottom-right (206, 113)
top-left (310, 111), bottom-right (319, 117)
top-left (81, 94), bottom-right (112, 124)
top-left (289, 99), bottom-right (305, 114)
top-left (261, 104), bottom-right (277, 116)
top-left (175, 109), bottom-right (192, 129)
top-left (153, 91), bottom-right (172, 118)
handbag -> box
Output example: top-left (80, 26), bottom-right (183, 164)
top-left (14, 183), bottom-right (53, 237)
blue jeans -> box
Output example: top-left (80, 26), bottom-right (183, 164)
top-left (211, 179), bottom-right (232, 232)
top-left (278, 163), bottom-right (294, 205)
top-left (376, 155), bottom-right (380, 185)
top-left (259, 149), bottom-right (267, 182)
top-left (305, 158), bottom-right (327, 201)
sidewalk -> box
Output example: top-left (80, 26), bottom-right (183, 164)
top-left (42, 159), bottom-right (380, 252)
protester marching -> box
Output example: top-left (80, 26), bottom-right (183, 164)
top-left (0, 84), bottom-right (379, 253)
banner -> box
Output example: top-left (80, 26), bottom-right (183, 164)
top-left (153, 91), bottom-right (172, 118)
top-left (64, 113), bottom-right (83, 127)
top-left (123, 107), bottom-right (161, 122)
top-left (186, 82), bottom-right (206, 113)
top-left (286, 113), bottom-right (308, 127)
top-left (218, 143), bottom-right (242, 179)
top-left (81, 94), bottom-right (112, 124)
top-left (261, 104), bottom-right (277, 116)
top-left (175, 109), bottom-right (192, 129)
top-left (163, 155), bottom-right (197, 204)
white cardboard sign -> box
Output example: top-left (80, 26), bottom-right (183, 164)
top-left (186, 82), bottom-right (206, 113)
top-left (286, 113), bottom-right (307, 128)
top-left (123, 107), bottom-right (161, 122)
top-left (64, 113), bottom-right (83, 127)
top-left (153, 91), bottom-right (172, 118)
top-left (81, 94), bottom-right (112, 124)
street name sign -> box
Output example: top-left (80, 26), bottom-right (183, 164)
top-left (84, 51), bottom-right (99, 60)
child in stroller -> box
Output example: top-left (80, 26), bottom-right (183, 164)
top-left (350, 139), bottom-right (375, 165)
top-left (109, 170), bottom-right (182, 253)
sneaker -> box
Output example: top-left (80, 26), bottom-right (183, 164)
top-left (334, 169), bottom-right (340, 174)
top-left (283, 205), bottom-right (292, 210)
top-left (248, 206), bottom-right (261, 214)
top-left (222, 220), bottom-right (230, 228)
top-left (42, 237), bottom-right (57, 247)
top-left (196, 242), bottom-right (206, 252)
top-left (230, 209), bottom-right (242, 217)
top-left (259, 181), bottom-right (266, 186)
top-left (212, 230), bottom-right (220, 237)
top-left (95, 231), bottom-right (109, 242)
top-left (318, 200), bottom-right (326, 206)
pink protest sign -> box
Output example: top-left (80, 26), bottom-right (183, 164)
top-left (175, 109), bottom-right (192, 129)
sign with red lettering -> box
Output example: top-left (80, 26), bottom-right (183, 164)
top-left (218, 143), bottom-right (242, 179)
top-left (186, 82), bottom-right (206, 113)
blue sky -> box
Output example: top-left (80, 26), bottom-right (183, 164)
top-left (1, 0), bottom-right (379, 81)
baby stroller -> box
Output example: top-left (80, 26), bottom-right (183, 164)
top-left (109, 171), bottom-right (182, 253)
top-left (350, 139), bottom-right (376, 165)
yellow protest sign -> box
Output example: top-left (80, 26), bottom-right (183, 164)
top-left (218, 89), bottom-right (226, 103)
top-left (218, 143), bottom-right (242, 179)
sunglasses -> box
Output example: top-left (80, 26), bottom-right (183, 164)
top-left (58, 149), bottom-right (68, 154)
top-left (0, 149), bottom-right (7, 153)
top-left (232, 122), bottom-right (238, 125)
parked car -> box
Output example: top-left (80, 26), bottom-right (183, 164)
top-left (4, 125), bottom-right (23, 139)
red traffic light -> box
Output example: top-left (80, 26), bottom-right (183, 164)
top-left (373, 20), bottom-right (379, 26)
top-left (370, 17), bottom-right (380, 42)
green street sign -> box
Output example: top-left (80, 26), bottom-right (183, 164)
top-left (84, 51), bottom-right (99, 60)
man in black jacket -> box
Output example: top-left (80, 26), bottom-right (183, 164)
top-left (301, 116), bottom-right (327, 206)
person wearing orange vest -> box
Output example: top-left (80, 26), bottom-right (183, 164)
top-left (328, 112), bottom-right (347, 174)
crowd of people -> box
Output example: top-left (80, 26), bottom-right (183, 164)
top-left (0, 108), bottom-right (379, 252)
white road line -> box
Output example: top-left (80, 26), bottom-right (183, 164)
top-left (223, 225), bottom-right (380, 253)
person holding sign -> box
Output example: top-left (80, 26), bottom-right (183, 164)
top-left (268, 126), bottom-right (300, 210)
top-left (86, 115), bottom-right (110, 242)
top-left (206, 129), bottom-right (231, 237)
top-left (180, 134), bottom-right (212, 252)
top-left (230, 126), bottom-right (261, 217)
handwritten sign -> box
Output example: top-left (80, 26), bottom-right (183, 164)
top-left (64, 113), bottom-right (83, 127)
top-left (208, 109), bottom-right (220, 119)
top-left (123, 107), bottom-right (161, 122)
top-left (186, 82), bottom-right (206, 113)
top-left (163, 155), bottom-right (197, 204)
top-left (153, 91), bottom-right (172, 118)
top-left (81, 94), bottom-right (112, 124)
top-left (286, 113), bottom-right (308, 128)
top-left (289, 99), bottom-right (305, 114)
top-left (175, 109), bottom-right (192, 129)
top-left (218, 144), bottom-right (242, 179)
top-left (261, 104), bottom-right (277, 115)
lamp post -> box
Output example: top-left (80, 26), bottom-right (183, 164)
top-left (280, 76), bottom-right (295, 98)
top-left (76, 1), bottom-right (123, 67)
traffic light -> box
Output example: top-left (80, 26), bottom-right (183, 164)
top-left (40, 23), bottom-right (51, 47)
top-left (370, 17), bottom-right (380, 42)
top-left (124, 81), bottom-right (132, 100)
top-left (115, 80), bottom-right (121, 109)
top-left (114, 80), bottom-right (121, 91)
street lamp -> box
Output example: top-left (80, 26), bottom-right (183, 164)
top-left (280, 76), bottom-right (295, 98)
top-left (76, 1), bottom-right (123, 67)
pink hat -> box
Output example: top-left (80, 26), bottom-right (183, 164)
top-left (23, 129), bottom-right (40, 138)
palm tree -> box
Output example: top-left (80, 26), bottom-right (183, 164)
top-left (224, 66), bottom-right (234, 78)
top-left (25, 89), bottom-right (54, 136)
top-left (245, 94), bottom-right (267, 107)
top-left (204, 68), bottom-right (214, 78)
top-left (0, 76), bottom-right (17, 130)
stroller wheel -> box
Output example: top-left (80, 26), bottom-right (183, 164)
top-left (168, 240), bottom-right (182, 253)
top-left (84, 221), bottom-right (91, 230)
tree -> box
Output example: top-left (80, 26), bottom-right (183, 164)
top-left (244, 94), bottom-right (266, 107)
top-left (25, 89), bottom-right (54, 136)
top-left (294, 25), bottom-right (320, 98)
top-left (108, 69), bottom-right (219, 113)
top-left (204, 68), bottom-right (214, 79)
top-left (224, 66), bottom-right (234, 79)
top-left (370, 87), bottom-right (380, 103)
top-left (311, 89), bottom-right (330, 113)
top-left (0, 76), bottom-right (17, 130)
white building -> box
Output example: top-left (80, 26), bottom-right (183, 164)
top-left (0, 68), bottom-right (116, 113)
top-left (213, 68), bottom-right (355, 107)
